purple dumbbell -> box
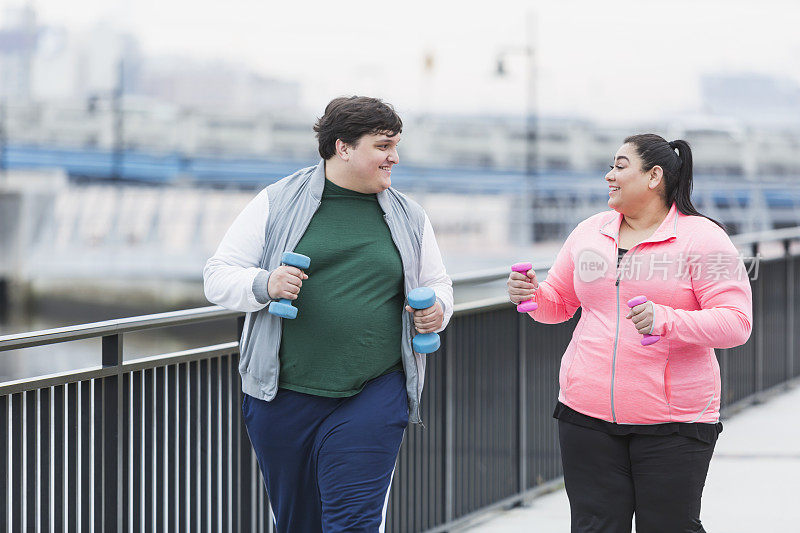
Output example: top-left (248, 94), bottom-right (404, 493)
top-left (627, 295), bottom-right (660, 346)
top-left (511, 262), bottom-right (538, 312)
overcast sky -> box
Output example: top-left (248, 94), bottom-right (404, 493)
top-left (7, 0), bottom-right (800, 121)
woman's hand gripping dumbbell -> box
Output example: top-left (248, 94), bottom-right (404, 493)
top-left (626, 295), bottom-right (660, 346)
top-left (404, 287), bottom-right (443, 353)
top-left (508, 262), bottom-right (538, 312)
top-left (267, 252), bottom-right (310, 319)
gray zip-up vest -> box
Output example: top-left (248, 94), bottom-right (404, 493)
top-left (239, 160), bottom-right (429, 423)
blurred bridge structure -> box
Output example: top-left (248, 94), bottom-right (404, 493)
top-left (2, 146), bottom-right (800, 290)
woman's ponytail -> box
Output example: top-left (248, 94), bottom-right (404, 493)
top-left (624, 134), bottom-right (725, 231)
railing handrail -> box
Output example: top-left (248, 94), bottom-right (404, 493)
top-left (730, 225), bottom-right (800, 247)
top-left (0, 341), bottom-right (239, 395)
top-left (0, 296), bottom-right (522, 353)
top-left (3, 225), bottom-right (800, 354)
top-left (0, 305), bottom-right (236, 352)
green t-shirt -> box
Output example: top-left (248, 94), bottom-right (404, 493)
top-left (278, 178), bottom-right (405, 397)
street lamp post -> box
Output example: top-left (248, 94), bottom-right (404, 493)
top-left (0, 98), bottom-right (7, 179)
top-left (111, 59), bottom-right (124, 181)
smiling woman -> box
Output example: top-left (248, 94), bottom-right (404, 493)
top-left (508, 132), bottom-right (752, 533)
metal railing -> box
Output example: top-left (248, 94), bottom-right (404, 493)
top-left (1, 232), bottom-right (799, 532)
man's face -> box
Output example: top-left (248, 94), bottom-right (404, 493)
top-left (344, 132), bottom-right (400, 193)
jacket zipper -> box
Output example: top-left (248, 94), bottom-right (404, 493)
top-left (611, 243), bottom-right (640, 424)
top-left (612, 273), bottom-right (620, 423)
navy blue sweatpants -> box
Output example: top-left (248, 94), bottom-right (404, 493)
top-left (242, 371), bottom-right (408, 533)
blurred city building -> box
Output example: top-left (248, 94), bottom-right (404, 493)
top-left (701, 72), bottom-right (800, 127)
top-left (3, 103), bottom-right (800, 175)
top-left (0, 4), bottom-right (38, 102)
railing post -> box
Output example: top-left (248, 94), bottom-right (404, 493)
top-left (518, 313), bottom-right (527, 495)
top-left (101, 334), bottom-right (123, 532)
top-left (752, 243), bottom-right (764, 403)
top-left (101, 334), bottom-right (122, 368)
top-left (444, 327), bottom-right (455, 524)
top-left (785, 240), bottom-right (794, 385)
top-left (0, 278), bottom-right (9, 323)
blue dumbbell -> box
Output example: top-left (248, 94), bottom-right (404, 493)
top-left (407, 287), bottom-right (441, 354)
top-left (268, 252), bottom-right (311, 319)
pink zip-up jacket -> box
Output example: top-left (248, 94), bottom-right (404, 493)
top-left (529, 203), bottom-right (753, 424)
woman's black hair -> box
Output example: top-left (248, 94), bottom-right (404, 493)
top-left (624, 133), bottom-right (725, 231)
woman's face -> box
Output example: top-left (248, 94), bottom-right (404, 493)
top-left (605, 143), bottom-right (659, 213)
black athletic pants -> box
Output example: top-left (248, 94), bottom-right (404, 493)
top-left (558, 420), bottom-right (716, 533)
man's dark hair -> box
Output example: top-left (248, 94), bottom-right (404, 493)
top-left (313, 96), bottom-right (403, 159)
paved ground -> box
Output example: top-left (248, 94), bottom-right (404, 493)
top-left (462, 384), bottom-right (800, 532)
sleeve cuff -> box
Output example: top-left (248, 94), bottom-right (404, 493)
top-left (435, 296), bottom-right (453, 332)
top-left (650, 302), bottom-right (662, 336)
top-left (251, 269), bottom-right (272, 305)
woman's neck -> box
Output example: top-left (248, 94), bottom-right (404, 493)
top-left (622, 204), bottom-right (670, 233)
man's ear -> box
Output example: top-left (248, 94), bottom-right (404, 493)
top-left (649, 166), bottom-right (664, 190)
top-left (335, 139), bottom-right (350, 162)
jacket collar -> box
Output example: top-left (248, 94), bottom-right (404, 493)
top-left (309, 159), bottom-right (327, 201)
top-left (599, 203), bottom-right (679, 245)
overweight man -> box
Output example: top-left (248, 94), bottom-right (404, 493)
top-left (203, 96), bottom-right (453, 532)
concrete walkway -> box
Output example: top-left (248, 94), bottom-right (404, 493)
top-left (462, 384), bottom-right (800, 532)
